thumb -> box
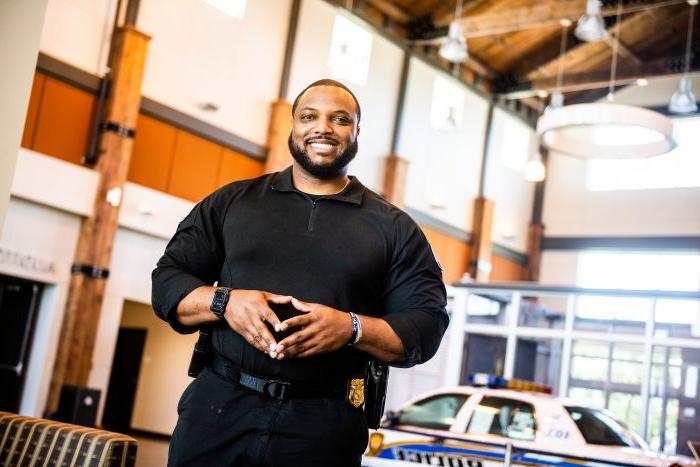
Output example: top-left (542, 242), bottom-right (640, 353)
top-left (291, 297), bottom-right (314, 313)
top-left (266, 293), bottom-right (293, 304)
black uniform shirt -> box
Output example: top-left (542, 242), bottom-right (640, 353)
top-left (152, 166), bottom-right (448, 384)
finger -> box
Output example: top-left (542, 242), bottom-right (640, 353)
top-left (294, 347), bottom-right (320, 359)
top-left (280, 314), bottom-right (313, 332)
top-left (277, 329), bottom-right (312, 355)
top-left (252, 321), bottom-right (277, 349)
top-left (246, 332), bottom-right (269, 353)
top-left (264, 293), bottom-right (293, 305)
top-left (258, 304), bottom-right (283, 332)
top-left (291, 297), bottom-right (314, 312)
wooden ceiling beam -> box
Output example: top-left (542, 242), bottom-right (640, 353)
top-left (365, 0), bottom-right (411, 24)
top-left (432, 0), bottom-right (687, 36)
top-left (503, 61), bottom-right (697, 98)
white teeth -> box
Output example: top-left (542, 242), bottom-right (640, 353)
top-left (309, 143), bottom-right (335, 151)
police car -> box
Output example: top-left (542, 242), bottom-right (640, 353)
top-left (362, 374), bottom-right (698, 467)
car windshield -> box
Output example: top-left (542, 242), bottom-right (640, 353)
top-left (398, 393), bottom-right (469, 430)
top-left (565, 406), bottom-right (648, 449)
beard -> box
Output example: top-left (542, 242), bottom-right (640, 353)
top-left (288, 133), bottom-right (358, 180)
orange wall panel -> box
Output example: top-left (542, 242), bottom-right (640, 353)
top-left (216, 148), bottom-right (264, 188)
top-left (420, 225), bottom-right (470, 284)
top-left (128, 114), bottom-right (177, 192)
top-left (167, 130), bottom-right (223, 202)
top-left (491, 254), bottom-right (527, 282)
top-left (32, 77), bottom-right (96, 165)
top-left (21, 73), bottom-right (46, 148)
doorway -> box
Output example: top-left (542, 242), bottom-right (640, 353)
top-left (0, 274), bottom-right (43, 412)
top-left (102, 328), bottom-right (146, 432)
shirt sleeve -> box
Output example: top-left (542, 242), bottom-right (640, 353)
top-left (381, 218), bottom-right (449, 368)
top-left (151, 194), bottom-right (226, 334)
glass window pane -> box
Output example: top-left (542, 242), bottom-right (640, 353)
top-left (608, 392), bottom-right (643, 433)
top-left (466, 397), bottom-right (536, 441)
top-left (398, 394), bottom-right (469, 430)
top-left (568, 387), bottom-right (606, 409)
top-left (465, 293), bottom-right (508, 325)
top-left (571, 356), bottom-right (608, 381)
top-left (514, 338), bottom-right (562, 394)
top-left (654, 299), bottom-right (700, 338)
top-left (463, 334), bottom-right (507, 379)
top-left (518, 296), bottom-right (566, 329)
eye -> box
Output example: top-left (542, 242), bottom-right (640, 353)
top-left (300, 114), bottom-right (315, 121)
top-left (333, 115), bottom-right (352, 124)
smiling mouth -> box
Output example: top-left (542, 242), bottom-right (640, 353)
top-left (306, 138), bottom-right (339, 154)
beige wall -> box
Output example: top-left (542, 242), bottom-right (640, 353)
top-left (0, 0), bottom-right (48, 231)
top-left (120, 300), bottom-right (197, 435)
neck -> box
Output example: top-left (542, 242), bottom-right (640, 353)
top-left (291, 163), bottom-right (349, 195)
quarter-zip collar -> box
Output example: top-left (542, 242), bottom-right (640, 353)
top-left (270, 166), bottom-right (365, 206)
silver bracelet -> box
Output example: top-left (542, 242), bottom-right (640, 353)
top-left (348, 312), bottom-right (363, 346)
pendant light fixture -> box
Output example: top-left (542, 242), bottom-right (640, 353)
top-left (669, 0), bottom-right (698, 114)
top-left (537, 0), bottom-right (676, 159)
top-left (439, 0), bottom-right (469, 63)
top-left (575, 0), bottom-right (608, 42)
top-left (544, 20), bottom-right (571, 114)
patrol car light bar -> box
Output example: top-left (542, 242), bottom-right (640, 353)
top-left (468, 373), bottom-right (552, 394)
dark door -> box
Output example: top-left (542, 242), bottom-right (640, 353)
top-left (0, 275), bottom-right (42, 412)
top-left (102, 328), bottom-right (147, 432)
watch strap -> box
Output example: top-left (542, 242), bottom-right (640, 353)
top-left (210, 287), bottom-right (232, 320)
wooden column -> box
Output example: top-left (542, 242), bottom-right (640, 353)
top-left (46, 26), bottom-right (150, 414)
top-left (526, 222), bottom-right (545, 281)
top-left (468, 197), bottom-right (494, 281)
top-left (264, 100), bottom-right (293, 173)
top-left (383, 154), bottom-right (409, 208)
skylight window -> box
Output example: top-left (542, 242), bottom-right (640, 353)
top-left (202, 0), bottom-right (247, 19)
top-left (429, 76), bottom-right (464, 132)
top-left (327, 15), bottom-right (373, 86)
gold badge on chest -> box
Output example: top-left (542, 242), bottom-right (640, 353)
top-left (348, 378), bottom-right (365, 408)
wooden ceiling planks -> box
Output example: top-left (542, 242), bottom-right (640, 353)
top-left (350, 0), bottom-right (699, 111)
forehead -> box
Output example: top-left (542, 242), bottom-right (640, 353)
top-left (296, 85), bottom-right (357, 114)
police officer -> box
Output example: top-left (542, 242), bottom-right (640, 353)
top-left (152, 79), bottom-right (448, 467)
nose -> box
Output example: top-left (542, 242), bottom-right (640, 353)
top-left (314, 116), bottom-right (333, 135)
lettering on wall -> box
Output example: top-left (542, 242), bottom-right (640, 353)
top-left (0, 247), bottom-right (56, 276)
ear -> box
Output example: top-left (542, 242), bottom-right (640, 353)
top-left (356, 125), bottom-right (361, 137)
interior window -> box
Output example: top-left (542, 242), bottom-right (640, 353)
top-left (398, 393), bottom-right (469, 430)
top-left (566, 406), bottom-right (644, 448)
top-left (466, 396), bottom-right (536, 441)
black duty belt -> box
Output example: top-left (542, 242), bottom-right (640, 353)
top-left (209, 356), bottom-right (347, 401)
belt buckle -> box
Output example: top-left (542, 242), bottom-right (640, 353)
top-left (264, 379), bottom-right (291, 400)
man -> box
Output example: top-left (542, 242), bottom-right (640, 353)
top-left (152, 79), bottom-right (448, 467)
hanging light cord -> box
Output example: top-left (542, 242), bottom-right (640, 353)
top-left (683, 3), bottom-right (696, 76)
top-left (456, 0), bottom-right (463, 19)
top-left (555, 24), bottom-right (569, 92)
top-left (608, 0), bottom-right (624, 99)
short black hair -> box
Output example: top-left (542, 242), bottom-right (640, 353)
top-left (291, 79), bottom-right (361, 124)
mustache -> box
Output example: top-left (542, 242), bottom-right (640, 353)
top-left (305, 136), bottom-right (339, 144)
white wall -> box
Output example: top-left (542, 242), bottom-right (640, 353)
top-left (398, 57), bottom-right (488, 231)
top-left (1, 197), bottom-right (82, 417)
top-left (0, 0), bottom-right (49, 230)
top-left (39, 0), bottom-right (116, 74)
top-left (604, 75), bottom-right (700, 108)
top-left (119, 301), bottom-right (197, 435)
top-left (543, 152), bottom-right (700, 237)
top-left (39, 0), bottom-right (292, 147)
top-left (138, 0), bottom-right (292, 146)
top-left (287, 0), bottom-right (404, 192)
top-left (485, 108), bottom-right (536, 253)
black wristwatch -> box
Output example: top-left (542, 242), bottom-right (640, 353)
top-left (210, 287), bottom-right (233, 320)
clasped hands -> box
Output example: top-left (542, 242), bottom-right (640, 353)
top-left (222, 289), bottom-right (354, 360)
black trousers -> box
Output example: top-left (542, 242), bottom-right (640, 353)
top-left (168, 367), bottom-right (369, 467)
